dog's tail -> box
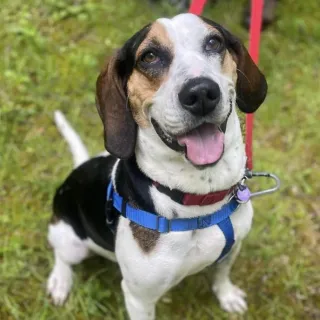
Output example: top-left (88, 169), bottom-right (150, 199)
top-left (54, 110), bottom-right (90, 168)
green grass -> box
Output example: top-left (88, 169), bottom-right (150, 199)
top-left (1, 0), bottom-right (319, 319)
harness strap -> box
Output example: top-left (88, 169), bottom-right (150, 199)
top-left (107, 182), bottom-right (239, 260)
top-left (217, 217), bottom-right (235, 260)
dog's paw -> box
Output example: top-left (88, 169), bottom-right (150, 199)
top-left (47, 264), bottom-right (72, 306)
top-left (213, 282), bottom-right (247, 314)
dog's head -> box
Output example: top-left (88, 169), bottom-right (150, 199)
top-left (96, 14), bottom-right (267, 167)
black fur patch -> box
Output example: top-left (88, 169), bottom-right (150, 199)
top-left (116, 157), bottom-right (160, 253)
top-left (51, 156), bottom-right (160, 253)
top-left (52, 156), bottom-right (117, 251)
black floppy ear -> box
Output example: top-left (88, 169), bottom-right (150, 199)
top-left (96, 24), bottom-right (151, 159)
top-left (96, 55), bottom-right (136, 159)
top-left (201, 17), bottom-right (268, 113)
top-left (227, 34), bottom-right (268, 113)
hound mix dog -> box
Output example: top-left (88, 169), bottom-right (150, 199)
top-left (47, 13), bottom-right (267, 319)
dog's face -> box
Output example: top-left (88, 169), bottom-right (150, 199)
top-left (96, 14), bottom-right (267, 167)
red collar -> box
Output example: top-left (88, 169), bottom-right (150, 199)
top-left (182, 189), bottom-right (232, 206)
top-left (153, 182), bottom-right (233, 206)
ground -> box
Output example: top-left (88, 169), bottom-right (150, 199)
top-left (0, 0), bottom-right (319, 319)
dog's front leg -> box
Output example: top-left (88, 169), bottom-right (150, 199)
top-left (212, 241), bottom-right (248, 314)
top-left (121, 279), bottom-right (158, 320)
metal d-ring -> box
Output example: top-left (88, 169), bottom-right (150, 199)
top-left (244, 170), bottom-right (281, 198)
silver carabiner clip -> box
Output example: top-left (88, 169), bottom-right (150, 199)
top-left (245, 170), bottom-right (281, 198)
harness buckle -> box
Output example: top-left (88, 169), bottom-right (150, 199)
top-left (156, 216), bottom-right (171, 233)
top-left (105, 182), bottom-right (114, 226)
top-left (105, 198), bottom-right (116, 230)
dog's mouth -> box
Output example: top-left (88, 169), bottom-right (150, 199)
top-left (151, 110), bottom-right (231, 167)
top-left (177, 122), bottom-right (225, 166)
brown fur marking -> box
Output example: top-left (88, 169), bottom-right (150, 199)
top-left (128, 198), bottom-right (160, 252)
top-left (222, 51), bottom-right (238, 84)
top-left (130, 222), bottom-right (160, 253)
top-left (135, 22), bottom-right (173, 57)
top-left (127, 22), bottom-right (173, 128)
top-left (128, 72), bottom-right (162, 128)
top-left (202, 22), bottom-right (238, 85)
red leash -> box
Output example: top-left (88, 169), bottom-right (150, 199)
top-left (188, 0), bottom-right (207, 15)
top-left (188, 0), bottom-right (264, 170)
top-left (245, 0), bottom-right (264, 170)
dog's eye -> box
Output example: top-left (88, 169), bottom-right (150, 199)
top-left (141, 51), bottom-right (159, 64)
top-left (205, 36), bottom-right (223, 52)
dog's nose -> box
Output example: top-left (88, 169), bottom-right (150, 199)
top-left (178, 78), bottom-right (220, 116)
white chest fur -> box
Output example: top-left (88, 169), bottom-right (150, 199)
top-left (114, 107), bottom-right (252, 303)
top-left (115, 199), bottom-right (253, 295)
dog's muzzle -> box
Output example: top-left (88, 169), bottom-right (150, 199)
top-left (151, 108), bottom-right (231, 167)
top-left (151, 77), bottom-right (232, 167)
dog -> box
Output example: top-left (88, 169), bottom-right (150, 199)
top-left (47, 13), bottom-right (267, 319)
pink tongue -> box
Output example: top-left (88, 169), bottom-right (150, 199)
top-left (177, 123), bottom-right (224, 165)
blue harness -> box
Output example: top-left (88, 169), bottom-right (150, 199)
top-left (106, 181), bottom-right (242, 261)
